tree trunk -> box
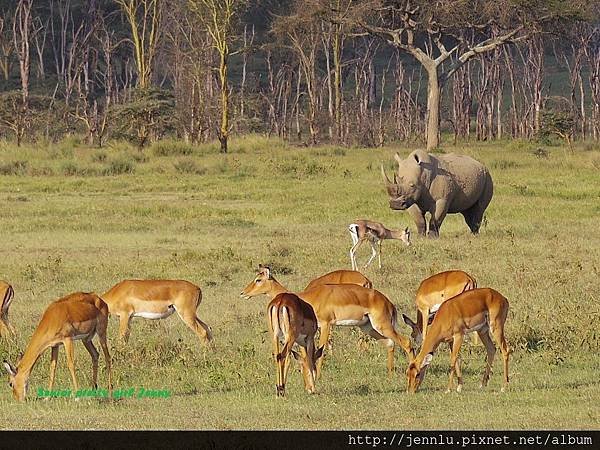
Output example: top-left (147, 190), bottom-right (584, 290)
top-left (218, 52), bottom-right (228, 153)
top-left (425, 64), bottom-right (440, 150)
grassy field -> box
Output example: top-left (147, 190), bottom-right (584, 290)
top-left (0, 136), bottom-right (599, 430)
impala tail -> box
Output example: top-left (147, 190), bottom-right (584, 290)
top-left (1, 285), bottom-right (14, 320)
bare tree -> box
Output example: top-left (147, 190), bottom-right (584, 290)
top-left (0, 9), bottom-right (14, 80)
top-left (116, 0), bottom-right (163, 89)
top-left (189, 0), bottom-right (247, 153)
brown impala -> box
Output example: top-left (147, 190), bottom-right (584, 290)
top-left (402, 270), bottom-right (477, 345)
top-left (240, 265), bottom-right (414, 378)
top-left (0, 281), bottom-right (15, 337)
top-left (102, 279), bottom-right (212, 344)
top-left (267, 292), bottom-right (323, 397)
top-left (3, 292), bottom-right (112, 401)
top-left (406, 288), bottom-right (510, 394)
top-left (304, 269), bottom-right (373, 291)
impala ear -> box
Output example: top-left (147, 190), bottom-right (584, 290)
top-left (291, 350), bottom-right (300, 360)
top-left (3, 360), bottom-right (16, 376)
top-left (394, 153), bottom-right (403, 164)
top-left (422, 353), bottom-right (434, 368)
top-left (413, 152), bottom-right (422, 165)
top-left (402, 313), bottom-right (417, 329)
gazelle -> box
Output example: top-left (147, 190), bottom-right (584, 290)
top-left (268, 292), bottom-right (323, 397)
top-left (102, 279), bottom-right (212, 344)
top-left (240, 265), bottom-right (414, 378)
top-left (3, 292), bottom-right (113, 401)
top-left (0, 281), bottom-right (15, 336)
top-left (304, 269), bottom-right (373, 291)
top-left (406, 288), bottom-right (510, 394)
top-left (402, 270), bottom-right (477, 345)
top-left (348, 220), bottom-right (411, 270)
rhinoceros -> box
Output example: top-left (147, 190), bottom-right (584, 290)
top-left (381, 149), bottom-right (493, 238)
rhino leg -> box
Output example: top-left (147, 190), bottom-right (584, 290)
top-left (463, 173), bottom-right (493, 234)
top-left (408, 205), bottom-right (427, 236)
top-left (428, 200), bottom-right (449, 238)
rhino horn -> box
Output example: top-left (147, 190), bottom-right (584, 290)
top-left (381, 164), bottom-right (393, 185)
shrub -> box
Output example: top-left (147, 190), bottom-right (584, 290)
top-left (0, 160), bottom-right (28, 176)
top-left (103, 158), bottom-right (136, 175)
top-left (174, 158), bottom-right (206, 175)
top-left (151, 140), bottom-right (196, 157)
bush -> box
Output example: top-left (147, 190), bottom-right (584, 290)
top-left (151, 140), bottom-right (196, 157)
top-left (174, 158), bottom-right (206, 175)
top-left (60, 162), bottom-right (98, 176)
top-left (103, 158), bottom-right (136, 175)
top-left (0, 160), bottom-right (28, 176)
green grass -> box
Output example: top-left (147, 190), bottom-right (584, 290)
top-left (0, 136), bottom-right (599, 430)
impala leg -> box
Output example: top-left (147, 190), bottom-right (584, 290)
top-left (420, 308), bottom-right (430, 345)
top-left (82, 340), bottom-right (100, 389)
top-left (48, 345), bottom-right (59, 391)
top-left (447, 333), bottom-right (464, 393)
top-left (360, 321), bottom-right (396, 377)
top-left (478, 328), bottom-right (496, 388)
top-left (63, 338), bottom-right (78, 395)
top-left (316, 322), bottom-right (332, 379)
top-left (177, 308), bottom-right (213, 345)
top-left (490, 320), bottom-right (510, 392)
top-left (370, 313), bottom-right (414, 363)
top-left (97, 318), bottom-right (113, 395)
top-left (118, 313), bottom-right (132, 343)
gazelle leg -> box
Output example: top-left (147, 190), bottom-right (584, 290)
top-left (365, 241), bottom-right (377, 268)
top-left (350, 240), bottom-right (362, 271)
top-left (63, 338), bottom-right (79, 395)
top-left (48, 345), bottom-right (59, 391)
top-left (83, 340), bottom-right (100, 389)
top-left (378, 240), bottom-right (382, 268)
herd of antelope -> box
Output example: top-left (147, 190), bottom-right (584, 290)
top-left (1, 240), bottom-right (511, 400)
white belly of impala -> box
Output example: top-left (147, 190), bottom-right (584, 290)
top-left (133, 305), bottom-right (175, 320)
top-left (72, 334), bottom-right (90, 341)
top-left (335, 317), bottom-right (369, 327)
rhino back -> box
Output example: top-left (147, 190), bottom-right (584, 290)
top-left (434, 154), bottom-right (491, 212)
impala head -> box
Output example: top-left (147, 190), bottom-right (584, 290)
top-left (3, 360), bottom-right (27, 401)
top-left (381, 152), bottom-right (425, 210)
top-left (240, 265), bottom-right (274, 299)
top-left (406, 353), bottom-right (432, 393)
top-left (291, 345), bottom-right (324, 394)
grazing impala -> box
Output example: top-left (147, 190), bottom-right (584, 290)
top-left (268, 292), bottom-right (323, 397)
top-left (102, 279), bottom-right (212, 344)
top-left (304, 269), bottom-right (373, 291)
top-left (3, 292), bottom-right (112, 401)
top-left (348, 220), bottom-right (410, 270)
top-left (402, 270), bottom-right (477, 345)
top-left (240, 265), bottom-right (414, 378)
top-left (0, 281), bottom-right (15, 336)
top-left (406, 288), bottom-right (510, 394)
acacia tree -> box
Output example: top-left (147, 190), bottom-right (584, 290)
top-left (188, 0), bottom-right (247, 153)
top-left (356, 0), bottom-right (584, 150)
top-left (116, 0), bottom-right (163, 89)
